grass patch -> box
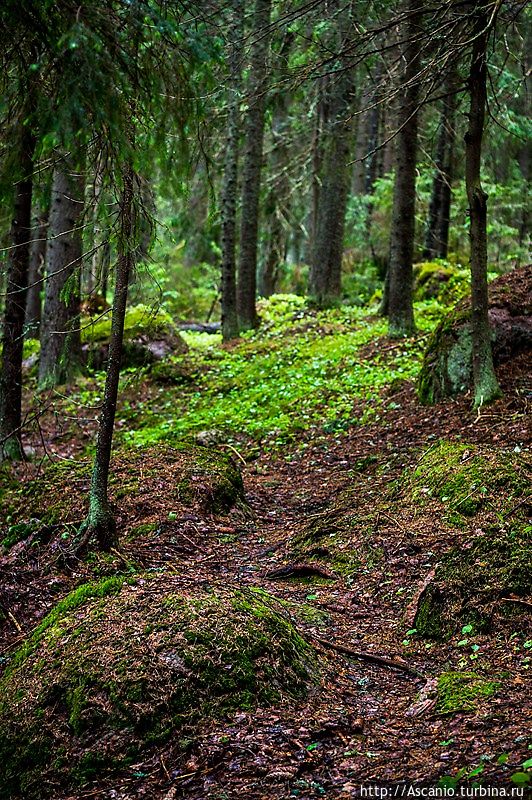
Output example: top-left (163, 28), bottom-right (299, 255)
top-left (120, 298), bottom-right (438, 450)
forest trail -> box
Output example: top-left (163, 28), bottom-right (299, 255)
top-left (1, 335), bottom-right (530, 799)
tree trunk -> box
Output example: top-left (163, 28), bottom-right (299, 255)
top-left (76, 165), bottom-right (136, 554)
top-left (39, 155), bottom-right (84, 387)
top-left (259, 33), bottom-right (294, 298)
top-left (306, 79), bottom-right (328, 263)
top-left (465, 8), bottom-right (502, 408)
top-left (25, 209), bottom-right (48, 338)
top-left (387, 2), bottom-right (421, 337)
top-left (237, 0), bottom-right (272, 330)
top-left (309, 6), bottom-right (354, 307)
top-left (220, 2), bottom-right (243, 342)
top-left (424, 72), bottom-right (457, 260)
top-left (0, 126), bottom-right (36, 461)
top-left (309, 73), bottom-right (353, 306)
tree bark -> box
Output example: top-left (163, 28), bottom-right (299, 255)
top-left (39, 154), bottom-right (84, 387)
top-left (259, 32), bottom-right (294, 298)
top-left (309, 6), bottom-right (354, 307)
top-left (387, 1), bottom-right (421, 337)
top-left (309, 73), bottom-right (353, 306)
top-left (0, 126), bottom-right (36, 461)
top-left (76, 165), bottom-right (135, 553)
top-left (220, 2), bottom-right (243, 342)
top-left (237, 0), bottom-right (272, 330)
top-left (25, 209), bottom-right (48, 338)
top-left (465, 7), bottom-right (502, 408)
top-left (424, 72), bottom-right (457, 260)
top-left (306, 78), bottom-right (328, 263)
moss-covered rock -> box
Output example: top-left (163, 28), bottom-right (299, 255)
top-left (0, 579), bottom-right (318, 798)
top-left (409, 441), bottom-right (530, 518)
top-left (413, 261), bottom-right (469, 303)
top-left (414, 526), bottom-right (531, 638)
top-left (0, 443), bottom-right (244, 546)
top-left (417, 264), bottom-right (532, 404)
top-left (436, 671), bottom-right (499, 714)
top-left (82, 303), bottom-right (188, 370)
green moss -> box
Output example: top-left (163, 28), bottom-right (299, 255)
top-left (1, 520), bottom-right (41, 550)
top-left (169, 442), bottom-right (243, 512)
top-left (415, 526), bottom-right (531, 638)
top-left (410, 441), bottom-right (530, 517)
top-left (417, 265), bottom-right (530, 405)
top-left (81, 303), bottom-right (178, 344)
top-left (128, 522), bottom-right (158, 538)
top-left (7, 577), bottom-right (126, 674)
top-left (436, 672), bottom-right (498, 714)
top-left (0, 443), bottom-right (243, 545)
top-left (417, 302), bottom-right (472, 404)
top-left (0, 581), bottom-right (318, 797)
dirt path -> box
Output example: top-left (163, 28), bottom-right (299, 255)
top-left (1, 374), bottom-right (530, 799)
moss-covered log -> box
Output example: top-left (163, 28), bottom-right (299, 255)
top-left (0, 580), bottom-right (318, 798)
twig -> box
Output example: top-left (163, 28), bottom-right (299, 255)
top-left (6, 609), bottom-right (23, 633)
top-left (219, 442), bottom-right (247, 466)
top-left (500, 597), bottom-right (532, 611)
top-left (311, 634), bottom-right (426, 680)
top-left (503, 497), bottom-right (531, 518)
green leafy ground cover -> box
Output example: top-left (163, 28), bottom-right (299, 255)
top-left (73, 297), bottom-right (441, 451)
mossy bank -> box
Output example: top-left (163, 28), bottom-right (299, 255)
top-left (1, 441), bottom-right (244, 550)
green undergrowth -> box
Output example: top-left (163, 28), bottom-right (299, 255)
top-left (116, 297), bottom-right (440, 451)
top-left (436, 671), bottom-right (499, 714)
top-left (409, 441), bottom-right (530, 519)
top-left (0, 580), bottom-right (318, 798)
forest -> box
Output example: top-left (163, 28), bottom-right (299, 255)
top-left (0, 0), bottom-right (530, 798)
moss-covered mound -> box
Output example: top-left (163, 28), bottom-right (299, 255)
top-left (1, 442), bottom-right (243, 549)
top-left (414, 526), bottom-right (531, 638)
top-left (409, 441), bottom-right (530, 518)
top-left (82, 303), bottom-right (188, 370)
top-left (290, 486), bottom-right (382, 580)
top-left (417, 264), bottom-right (532, 404)
top-left (436, 671), bottom-right (499, 715)
top-left (413, 261), bottom-right (470, 303)
top-left (0, 579), bottom-right (318, 798)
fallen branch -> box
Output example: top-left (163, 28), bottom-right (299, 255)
top-left (500, 597), bottom-right (532, 611)
top-left (311, 634), bottom-right (426, 680)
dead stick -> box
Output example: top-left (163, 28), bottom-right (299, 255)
top-left (311, 635), bottom-right (426, 680)
top-left (501, 597), bottom-right (532, 610)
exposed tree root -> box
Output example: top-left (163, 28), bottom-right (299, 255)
top-left (266, 562), bottom-right (337, 580)
top-left (311, 634), bottom-right (426, 680)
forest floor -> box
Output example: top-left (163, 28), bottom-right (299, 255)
top-left (1, 299), bottom-right (531, 799)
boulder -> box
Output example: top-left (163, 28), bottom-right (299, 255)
top-left (82, 303), bottom-right (189, 371)
top-left (0, 580), bottom-right (318, 797)
top-left (417, 264), bottom-right (532, 404)
top-left (414, 526), bottom-right (531, 639)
